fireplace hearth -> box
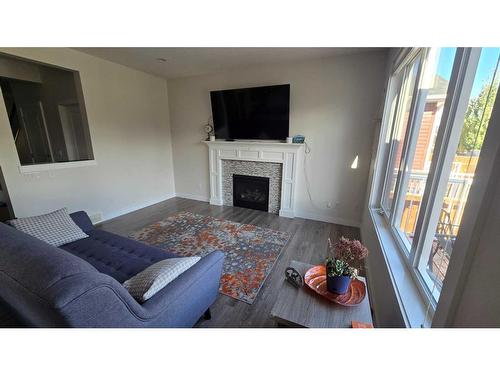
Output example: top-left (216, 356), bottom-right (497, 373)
top-left (233, 174), bottom-right (270, 212)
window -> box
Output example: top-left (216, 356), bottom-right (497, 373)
top-left (394, 49), bottom-right (456, 249)
top-left (417, 48), bottom-right (500, 296)
top-left (0, 54), bottom-right (93, 166)
top-left (376, 48), bottom-right (500, 307)
top-left (381, 56), bottom-right (420, 214)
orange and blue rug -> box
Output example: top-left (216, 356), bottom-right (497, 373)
top-left (130, 211), bottom-right (291, 304)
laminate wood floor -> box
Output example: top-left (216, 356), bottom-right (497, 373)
top-left (99, 197), bottom-right (363, 328)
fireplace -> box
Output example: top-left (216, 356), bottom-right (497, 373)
top-left (205, 141), bottom-right (302, 217)
top-left (233, 174), bottom-right (270, 212)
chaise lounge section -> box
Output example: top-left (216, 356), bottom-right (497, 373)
top-left (0, 211), bottom-right (224, 327)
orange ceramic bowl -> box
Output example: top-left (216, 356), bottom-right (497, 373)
top-left (304, 265), bottom-right (366, 306)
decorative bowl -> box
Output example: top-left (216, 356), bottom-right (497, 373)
top-left (304, 265), bottom-right (366, 306)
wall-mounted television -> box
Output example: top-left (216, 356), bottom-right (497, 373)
top-left (210, 84), bottom-right (290, 141)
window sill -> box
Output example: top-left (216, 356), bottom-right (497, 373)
top-left (18, 160), bottom-right (97, 174)
top-left (369, 208), bottom-right (429, 328)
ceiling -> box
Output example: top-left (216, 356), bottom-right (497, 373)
top-left (75, 48), bottom-right (385, 79)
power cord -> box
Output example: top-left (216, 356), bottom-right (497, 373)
top-left (304, 141), bottom-right (311, 154)
top-left (302, 141), bottom-right (321, 210)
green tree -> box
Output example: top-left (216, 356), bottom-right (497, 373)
top-left (458, 81), bottom-right (499, 153)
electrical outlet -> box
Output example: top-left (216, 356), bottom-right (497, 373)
top-left (327, 201), bottom-right (332, 208)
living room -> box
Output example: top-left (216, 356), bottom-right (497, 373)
top-left (0, 46), bottom-right (385, 325)
top-left (1, 2), bottom-right (499, 374)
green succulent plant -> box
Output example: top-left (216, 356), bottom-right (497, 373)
top-left (326, 257), bottom-right (358, 279)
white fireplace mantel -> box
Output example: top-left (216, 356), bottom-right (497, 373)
top-left (203, 140), bottom-right (303, 218)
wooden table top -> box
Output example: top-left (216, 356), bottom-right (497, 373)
top-left (270, 260), bottom-right (373, 328)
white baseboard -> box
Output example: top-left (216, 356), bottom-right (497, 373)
top-left (175, 192), bottom-right (209, 202)
top-left (279, 208), bottom-right (295, 218)
top-left (209, 198), bottom-right (223, 206)
top-left (160, 193), bottom-right (361, 227)
top-left (99, 193), bottom-right (176, 223)
top-left (294, 209), bottom-right (361, 227)
top-left (172, 194), bottom-right (361, 227)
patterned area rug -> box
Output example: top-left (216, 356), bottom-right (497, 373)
top-left (129, 211), bottom-right (291, 304)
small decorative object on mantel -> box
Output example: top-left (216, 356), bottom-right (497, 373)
top-left (292, 134), bottom-right (305, 143)
top-left (325, 237), bottom-right (368, 294)
top-left (204, 116), bottom-right (214, 141)
top-left (285, 266), bottom-right (303, 288)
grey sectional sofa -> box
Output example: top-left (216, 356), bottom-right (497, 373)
top-left (0, 211), bottom-right (224, 327)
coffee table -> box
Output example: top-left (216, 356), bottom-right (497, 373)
top-left (270, 260), bottom-right (373, 328)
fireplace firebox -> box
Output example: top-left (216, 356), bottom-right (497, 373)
top-left (233, 174), bottom-right (270, 212)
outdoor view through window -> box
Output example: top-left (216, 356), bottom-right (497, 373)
top-left (420, 48), bottom-right (500, 290)
top-left (381, 48), bottom-right (500, 301)
top-left (0, 54), bottom-right (93, 166)
top-left (396, 48), bottom-right (456, 248)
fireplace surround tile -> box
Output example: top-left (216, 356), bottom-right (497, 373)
top-left (222, 160), bottom-right (282, 214)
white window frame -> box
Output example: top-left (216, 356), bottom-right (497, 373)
top-left (380, 51), bottom-right (422, 219)
top-left (372, 47), bottom-right (484, 321)
top-left (412, 49), bottom-right (481, 303)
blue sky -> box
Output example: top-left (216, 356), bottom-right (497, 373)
top-left (472, 48), bottom-right (500, 97)
top-left (437, 47), bottom-right (500, 98)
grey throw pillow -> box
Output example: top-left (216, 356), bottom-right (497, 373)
top-left (8, 208), bottom-right (88, 247)
top-left (123, 257), bottom-right (201, 302)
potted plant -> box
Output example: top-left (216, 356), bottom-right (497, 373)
top-left (325, 237), bottom-right (368, 294)
top-left (325, 257), bottom-right (356, 294)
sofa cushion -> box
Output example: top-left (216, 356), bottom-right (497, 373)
top-left (60, 229), bottom-right (176, 283)
top-left (0, 222), bottom-right (98, 297)
top-left (123, 257), bottom-right (201, 302)
top-left (69, 211), bottom-right (95, 233)
top-left (9, 208), bottom-right (88, 247)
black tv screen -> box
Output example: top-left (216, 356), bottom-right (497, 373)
top-left (210, 84), bottom-right (290, 140)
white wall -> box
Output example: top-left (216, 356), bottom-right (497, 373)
top-left (0, 48), bottom-right (175, 221)
top-left (167, 51), bottom-right (388, 226)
